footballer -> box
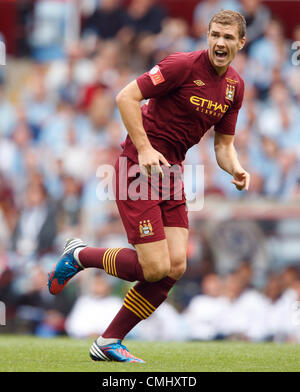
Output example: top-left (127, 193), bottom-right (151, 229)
top-left (48, 10), bottom-right (250, 363)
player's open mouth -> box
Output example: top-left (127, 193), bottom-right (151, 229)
top-left (215, 50), bottom-right (227, 59)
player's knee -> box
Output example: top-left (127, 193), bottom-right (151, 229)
top-left (142, 262), bottom-right (170, 282)
top-left (169, 257), bottom-right (187, 280)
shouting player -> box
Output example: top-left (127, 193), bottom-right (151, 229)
top-left (48, 10), bottom-right (250, 363)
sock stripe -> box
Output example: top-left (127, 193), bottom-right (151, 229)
top-left (102, 249), bottom-right (110, 274)
top-left (108, 248), bottom-right (118, 276)
top-left (127, 289), bottom-right (154, 316)
top-left (103, 248), bottom-right (122, 277)
top-left (131, 288), bottom-right (156, 312)
top-left (124, 297), bottom-right (148, 319)
top-left (125, 293), bottom-right (151, 318)
top-left (123, 287), bottom-right (157, 320)
top-left (105, 248), bottom-right (115, 275)
top-left (123, 302), bottom-right (144, 319)
top-left (111, 248), bottom-right (122, 277)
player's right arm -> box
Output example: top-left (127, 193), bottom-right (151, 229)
top-left (116, 80), bottom-right (170, 176)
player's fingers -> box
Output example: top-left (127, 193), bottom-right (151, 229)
top-left (231, 179), bottom-right (245, 191)
top-left (235, 173), bottom-right (250, 191)
top-left (158, 153), bottom-right (171, 168)
top-left (140, 165), bottom-right (149, 177)
top-left (151, 164), bottom-right (164, 178)
top-left (141, 164), bottom-right (163, 178)
top-left (244, 174), bottom-right (250, 191)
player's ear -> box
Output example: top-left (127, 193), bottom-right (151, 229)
top-left (238, 37), bottom-right (246, 50)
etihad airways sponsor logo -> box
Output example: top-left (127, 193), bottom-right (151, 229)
top-left (190, 95), bottom-right (229, 117)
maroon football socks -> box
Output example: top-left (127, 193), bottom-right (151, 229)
top-left (76, 247), bottom-right (145, 282)
top-left (101, 276), bottom-right (177, 340)
top-left (77, 246), bottom-right (178, 342)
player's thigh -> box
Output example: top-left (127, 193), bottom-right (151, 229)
top-left (134, 239), bottom-right (171, 282)
top-left (164, 226), bottom-right (189, 280)
top-left (160, 197), bottom-right (189, 280)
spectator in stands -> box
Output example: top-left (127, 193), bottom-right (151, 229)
top-left (248, 17), bottom-right (289, 97)
top-left (84, 91), bottom-right (116, 146)
top-left (220, 272), bottom-right (271, 341)
top-left (240, 0), bottom-right (271, 51)
top-left (264, 274), bottom-right (282, 304)
top-left (80, 147), bottom-right (117, 241)
top-left (283, 172), bottom-right (300, 201)
top-left (80, 0), bottom-right (98, 18)
top-left (132, 301), bottom-right (187, 341)
top-left (15, 264), bottom-right (76, 336)
top-left (183, 274), bottom-right (230, 340)
top-left (152, 17), bottom-right (196, 60)
top-left (38, 98), bottom-right (75, 153)
top-left (78, 40), bottom-right (121, 107)
top-left (22, 64), bottom-right (55, 140)
top-left (82, 0), bottom-right (129, 40)
top-left (29, 0), bottom-right (80, 62)
top-left (267, 269), bottom-right (300, 342)
top-left (0, 171), bottom-right (18, 242)
top-left (286, 280), bottom-right (300, 343)
top-left (65, 272), bottom-right (123, 338)
top-left (0, 240), bottom-right (14, 311)
top-left (126, 0), bottom-right (166, 35)
top-left (251, 135), bottom-right (282, 197)
top-left (257, 81), bottom-right (298, 141)
top-left (255, 81), bottom-right (300, 198)
top-left (56, 175), bottom-right (82, 231)
top-left (11, 182), bottom-right (57, 257)
top-left (45, 41), bottom-right (96, 99)
top-left (0, 83), bottom-right (16, 137)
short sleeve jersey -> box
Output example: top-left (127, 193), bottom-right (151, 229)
top-left (121, 50), bottom-right (244, 164)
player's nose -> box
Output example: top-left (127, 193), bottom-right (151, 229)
top-left (216, 41), bottom-right (225, 48)
top-left (216, 36), bottom-right (226, 47)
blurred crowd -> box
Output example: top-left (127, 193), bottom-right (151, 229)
top-left (0, 0), bottom-right (300, 342)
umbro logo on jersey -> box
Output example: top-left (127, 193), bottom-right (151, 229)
top-left (194, 80), bottom-right (205, 87)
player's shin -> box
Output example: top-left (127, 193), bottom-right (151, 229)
top-left (101, 276), bottom-right (176, 340)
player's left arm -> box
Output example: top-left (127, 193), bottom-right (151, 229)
top-left (214, 132), bottom-right (250, 191)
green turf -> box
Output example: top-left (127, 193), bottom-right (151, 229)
top-left (0, 335), bottom-right (299, 372)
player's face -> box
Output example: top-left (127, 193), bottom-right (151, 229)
top-left (207, 23), bottom-right (246, 75)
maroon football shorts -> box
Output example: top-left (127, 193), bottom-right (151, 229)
top-left (114, 155), bottom-right (189, 245)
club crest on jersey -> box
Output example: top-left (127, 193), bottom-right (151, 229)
top-left (139, 220), bottom-right (154, 237)
top-left (225, 84), bottom-right (235, 101)
top-left (149, 65), bottom-right (165, 86)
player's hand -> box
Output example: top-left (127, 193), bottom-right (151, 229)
top-left (231, 169), bottom-right (250, 191)
top-left (138, 147), bottom-right (171, 178)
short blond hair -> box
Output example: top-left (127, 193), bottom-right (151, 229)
top-left (209, 10), bottom-right (247, 39)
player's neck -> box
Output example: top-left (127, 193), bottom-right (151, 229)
top-left (213, 65), bottom-right (228, 76)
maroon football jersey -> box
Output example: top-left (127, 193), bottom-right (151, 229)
top-left (121, 49), bottom-right (244, 164)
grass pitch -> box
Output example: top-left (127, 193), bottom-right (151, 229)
top-left (0, 335), bottom-right (299, 372)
